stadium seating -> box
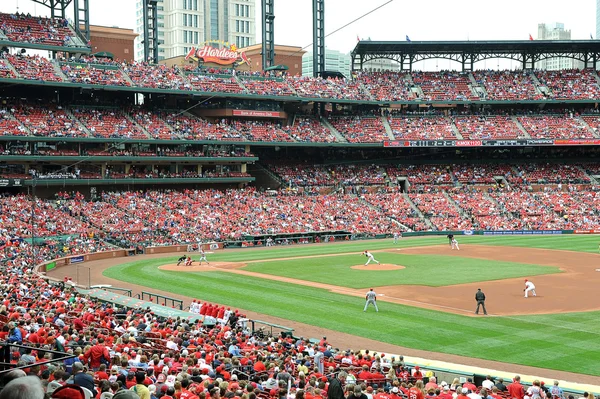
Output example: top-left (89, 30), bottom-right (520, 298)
top-left (12, 104), bottom-right (86, 138)
top-left (186, 72), bottom-right (244, 93)
top-left (452, 164), bottom-right (514, 185)
top-left (7, 54), bottom-right (63, 81)
top-left (283, 117), bottom-right (339, 143)
top-left (61, 63), bottom-right (131, 86)
top-left (535, 69), bottom-right (600, 100)
top-left (130, 110), bottom-right (178, 140)
top-left (287, 76), bottom-right (369, 100)
top-left (473, 70), bottom-right (543, 100)
top-left (448, 191), bottom-right (521, 230)
top-left (329, 116), bottom-right (388, 143)
top-left (355, 71), bottom-right (415, 101)
top-left (387, 165), bottom-right (454, 185)
top-left (517, 115), bottom-right (595, 139)
top-left (0, 13), bottom-right (73, 46)
top-left (408, 193), bottom-right (473, 230)
top-left (362, 192), bottom-right (429, 231)
top-left (388, 115), bottom-right (457, 140)
top-left (412, 71), bottom-right (478, 101)
top-left (124, 63), bottom-right (190, 90)
top-left (240, 76), bottom-right (296, 96)
top-left (71, 108), bottom-right (147, 139)
top-left (269, 164), bottom-right (388, 187)
top-left (513, 163), bottom-right (591, 184)
top-left (452, 115), bottom-right (526, 140)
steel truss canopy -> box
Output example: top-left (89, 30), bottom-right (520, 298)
top-left (350, 40), bottom-right (600, 71)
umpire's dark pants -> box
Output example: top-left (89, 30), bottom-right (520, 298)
top-left (476, 300), bottom-right (487, 315)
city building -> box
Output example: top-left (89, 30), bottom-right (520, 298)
top-left (597, 0), bottom-right (600, 41)
top-left (238, 44), bottom-right (305, 75)
top-left (85, 25), bottom-right (138, 62)
top-left (536, 22), bottom-right (584, 70)
top-left (302, 49), bottom-right (351, 77)
top-left (134, 0), bottom-right (256, 61)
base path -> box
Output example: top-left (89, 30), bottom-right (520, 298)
top-left (383, 245), bottom-right (600, 315)
top-left (45, 244), bottom-right (600, 385)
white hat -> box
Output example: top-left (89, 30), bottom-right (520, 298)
top-left (46, 381), bottom-right (63, 394)
top-left (392, 387), bottom-right (399, 393)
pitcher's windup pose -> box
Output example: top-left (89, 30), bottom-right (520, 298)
top-left (362, 250), bottom-right (380, 266)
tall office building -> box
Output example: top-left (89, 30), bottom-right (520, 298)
top-left (302, 49), bottom-right (352, 77)
top-left (536, 22), bottom-right (584, 70)
top-left (597, 0), bottom-right (600, 41)
top-left (135, 0), bottom-right (256, 61)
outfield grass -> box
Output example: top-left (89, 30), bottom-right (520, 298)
top-left (103, 235), bottom-right (600, 376)
top-left (243, 253), bottom-right (560, 288)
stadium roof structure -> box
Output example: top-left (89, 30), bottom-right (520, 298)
top-left (350, 40), bottom-right (600, 71)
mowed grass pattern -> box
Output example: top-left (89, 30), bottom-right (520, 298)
top-left (243, 253), bottom-right (560, 288)
top-left (103, 235), bottom-right (600, 376)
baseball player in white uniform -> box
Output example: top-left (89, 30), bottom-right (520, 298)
top-left (199, 248), bottom-right (209, 265)
top-left (364, 288), bottom-right (379, 312)
top-left (363, 251), bottom-right (380, 266)
top-left (524, 279), bottom-right (536, 298)
top-left (393, 232), bottom-right (401, 244)
top-left (451, 238), bottom-right (460, 250)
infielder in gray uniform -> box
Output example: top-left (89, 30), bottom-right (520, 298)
top-left (364, 288), bottom-right (379, 312)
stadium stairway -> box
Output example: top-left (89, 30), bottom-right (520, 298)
top-left (63, 108), bottom-right (92, 137)
top-left (381, 116), bottom-right (396, 140)
top-left (3, 110), bottom-right (30, 135)
top-left (591, 69), bottom-right (600, 86)
top-left (1, 58), bottom-right (18, 76)
top-left (50, 60), bottom-right (67, 82)
top-left (319, 116), bottom-right (348, 142)
top-left (358, 81), bottom-right (376, 101)
top-left (121, 68), bottom-right (136, 86)
top-left (358, 196), bottom-right (413, 231)
top-left (235, 75), bottom-right (250, 93)
top-left (576, 165), bottom-right (599, 184)
top-left (578, 117), bottom-right (600, 138)
top-left (124, 112), bottom-right (153, 139)
top-left (247, 163), bottom-right (282, 190)
top-left (447, 116), bottom-right (463, 139)
top-left (403, 192), bottom-right (435, 230)
top-left (511, 116), bottom-right (532, 138)
top-left (529, 72), bottom-right (550, 97)
top-left (442, 191), bottom-right (469, 218)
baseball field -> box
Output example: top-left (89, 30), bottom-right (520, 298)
top-left (53, 235), bottom-right (600, 379)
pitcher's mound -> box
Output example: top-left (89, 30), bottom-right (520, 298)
top-left (351, 263), bottom-right (405, 271)
top-left (159, 262), bottom-right (246, 272)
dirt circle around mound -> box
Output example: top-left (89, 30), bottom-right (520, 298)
top-left (350, 263), bottom-right (405, 271)
top-left (159, 261), bottom-right (247, 272)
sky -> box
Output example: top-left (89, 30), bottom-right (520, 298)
top-left (0, 0), bottom-right (597, 54)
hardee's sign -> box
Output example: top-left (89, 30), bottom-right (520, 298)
top-left (185, 42), bottom-right (250, 66)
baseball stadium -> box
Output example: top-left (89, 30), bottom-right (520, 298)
top-left (1, 0), bottom-right (600, 398)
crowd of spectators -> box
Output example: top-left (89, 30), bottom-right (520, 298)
top-left (287, 77), bottom-right (368, 100)
top-left (535, 69), bottom-right (600, 100)
top-left (0, 12), bottom-right (73, 46)
top-left (517, 115), bottom-right (595, 139)
top-left (124, 63), bottom-right (189, 91)
top-left (283, 117), bottom-right (339, 143)
top-left (387, 116), bottom-right (457, 140)
top-left (473, 70), bottom-right (543, 101)
top-left (71, 108), bottom-right (147, 139)
top-left (452, 116), bottom-right (526, 140)
top-left (269, 164), bottom-right (388, 187)
top-left (12, 104), bottom-right (87, 138)
top-left (6, 54), bottom-right (63, 82)
top-left (355, 71), bottom-right (415, 101)
top-left (187, 73), bottom-right (244, 93)
top-left (412, 71), bottom-right (478, 102)
top-left (328, 116), bottom-right (388, 143)
top-left (61, 63), bottom-right (131, 87)
top-left (240, 76), bottom-right (296, 96)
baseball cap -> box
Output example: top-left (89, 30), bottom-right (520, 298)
top-left (525, 279), bottom-right (528, 282)
top-left (392, 387), bottom-right (399, 393)
top-left (157, 373), bottom-right (166, 383)
top-left (113, 391), bottom-right (141, 399)
top-left (51, 385), bottom-right (88, 399)
top-left (462, 388), bottom-right (469, 394)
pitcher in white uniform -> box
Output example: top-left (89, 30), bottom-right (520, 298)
top-left (524, 279), bottom-right (536, 298)
top-left (363, 251), bottom-right (380, 266)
